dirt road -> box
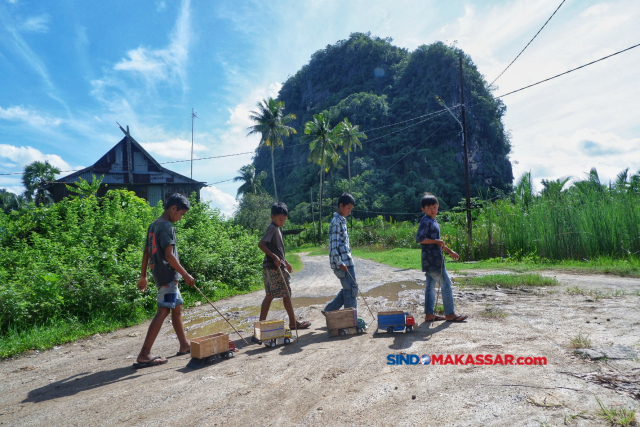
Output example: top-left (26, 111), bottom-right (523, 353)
top-left (1, 254), bottom-right (639, 426)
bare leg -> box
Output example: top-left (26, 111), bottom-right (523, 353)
top-left (137, 307), bottom-right (170, 363)
top-left (171, 305), bottom-right (190, 354)
top-left (283, 296), bottom-right (297, 327)
top-left (260, 295), bottom-right (274, 321)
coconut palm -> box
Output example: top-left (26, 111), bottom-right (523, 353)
top-left (336, 118), bottom-right (366, 194)
top-left (22, 160), bottom-right (60, 206)
top-left (233, 165), bottom-right (268, 197)
top-left (306, 111), bottom-right (339, 241)
top-left (65, 174), bottom-right (105, 198)
top-left (246, 98), bottom-right (297, 202)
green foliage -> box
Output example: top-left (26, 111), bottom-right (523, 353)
top-left (233, 164), bottom-right (268, 197)
top-left (22, 160), bottom-right (61, 206)
top-left (0, 189), bottom-right (263, 357)
top-left (456, 273), bottom-right (558, 288)
top-left (65, 174), bottom-right (105, 198)
top-left (233, 192), bottom-right (275, 234)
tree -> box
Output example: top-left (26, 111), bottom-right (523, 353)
top-left (233, 193), bottom-right (275, 234)
top-left (306, 111), bottom-right (339, 241)
top-left (246, 98), bottom-right (297, 202)
top-left (65, 174), bottom-right (104, 198)
top-left (233, 165), bottom-right (267, 197)
top-left (540, 176), bottom-right (571, 199)
top-left (0, 189), bottom-right (27, 213)
top-left (336, 118), bottom-right (367, 194)
top-left (22, 160), bottom-right (60, 206)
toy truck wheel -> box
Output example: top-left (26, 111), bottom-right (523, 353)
top-left (227, 350), bottom-right (234, 358)
top-left (405, 326), bottom-right (413, 333)
top-left (284, 337), bottom-right (291, 345)
top-left (267, 340), bottom-right (276, 348)
top-left (387, 327), bottom-right (394, 334)
top-left (339, 329), bottom-right (346, 336)
top-left (357, 327), bottom-right (364, 334)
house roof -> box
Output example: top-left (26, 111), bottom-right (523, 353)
top-left (56, 126), bottom-right (206, 186)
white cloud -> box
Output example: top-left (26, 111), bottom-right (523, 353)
top-left (114, 0), bottom-right (191, 90)
top-left (200, 185), bottom-right (238, 217)
top-left (0, 144), bottom-right (72, 171)
top-left (511, 129), bottom-right (640, 186)
top-left (20, 14), bottom-right (49, 33)
top-left (0, 105), bottom-right (62, 129)
top-left (140, 138), bottom-right (208, 159)
top-left (156, 1), bottom-right (167, 12)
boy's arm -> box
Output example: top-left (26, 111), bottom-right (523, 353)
top-left (164, 245), bottom-right (195, 286)
top-left (137, 248), bottom-right (150, 292)
top-left (258, 240), bottom-right (282, 268)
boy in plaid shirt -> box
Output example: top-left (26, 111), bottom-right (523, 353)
top-left (323, 193), bottom-right (357, 312)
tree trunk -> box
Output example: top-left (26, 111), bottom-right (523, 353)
top-left (270, 145), bottom-right (278, 202)
top-left (330, 168), bottom-right (335, 212)
top-left (317, 142), bottom-right (326, 244)
top-left (347, 150), bottom-right (351, 194)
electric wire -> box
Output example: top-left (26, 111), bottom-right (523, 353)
top-left (489, 0), bottom-right (567, 87)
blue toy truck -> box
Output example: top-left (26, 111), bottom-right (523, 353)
top-left (377, 311), bottom-right (416, 333)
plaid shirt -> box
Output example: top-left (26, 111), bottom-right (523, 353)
top-left (329, 212), bottom-right (354, 269)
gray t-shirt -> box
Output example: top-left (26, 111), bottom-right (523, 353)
top-left (261, 222), bottom-right (286, 269)
top-left (146, 219), bottom-right (181, 286)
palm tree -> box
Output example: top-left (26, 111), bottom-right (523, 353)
top-left (22, 160), bottom-right (60, 206)
top-left (540, 176), bottom-right (571, 199)
top-left (246, 98), bottom-right (297, 202)
top-left (336, 118), bottom-right (366, 194)
top-left (233, 165), bottom-right (268, 197)
top-left (306, 111), bottom-right (339, 241)
top-left (0, 189), bottom-right (27, 213)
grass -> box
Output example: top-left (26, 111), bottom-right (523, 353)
top-left (595, 397), bottom-right (637, 426)
top-left (0, 281), bottom-right (264, 360)
top-left (566, 286), bottom-right (630, 301)
top-left (570, 332), bottom-right (592, 349)
top-left (456, 273), bottom-right (558, 289)
top-left (288, 253), bottom-right (304, 273)
top-left (480, 305), bottom-right (508, 318)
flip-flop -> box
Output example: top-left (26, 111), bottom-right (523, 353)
top-left (133, 356), bottom-right (167, 369)
top-left (424, 315), bottom-right (446, 322)
top-left (446, 314), bottom-right (468, 323)
top-left (176, 349), bottom-right (191, 356)
top-left (290, 320), bottom-right (311, 329)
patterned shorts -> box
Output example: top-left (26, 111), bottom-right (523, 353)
top-left (157, 280), bottom-right (183, 309)
top-left (263, 268), bottom-right (292, 298)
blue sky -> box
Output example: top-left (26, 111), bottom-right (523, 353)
top-left (1, 0), bottom-right (639, 215)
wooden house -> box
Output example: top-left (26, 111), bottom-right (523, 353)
top-left (52, 126), bottom-right (205, 206)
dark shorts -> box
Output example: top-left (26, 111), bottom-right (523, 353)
top-left (263, 268), bottom-right (291, 298)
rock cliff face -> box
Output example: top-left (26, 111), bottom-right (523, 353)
top-left (252, 33), bottom-right (513, 215)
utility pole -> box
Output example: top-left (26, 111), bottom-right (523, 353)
top-left (191, 108), bottom-right (199, 179)
top-left (459, 56), bottom-right (473, 253)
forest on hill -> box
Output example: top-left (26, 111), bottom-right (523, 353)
top-left (251, 32), bottom-right (513, 217)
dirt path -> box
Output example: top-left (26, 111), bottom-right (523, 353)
top-left (1, 255), bottom-right (639, 426)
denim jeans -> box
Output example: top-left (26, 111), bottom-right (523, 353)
top-left (424, 268), bottom-right (454, 315)
top-left (324, 265), bottom-right (358, 311)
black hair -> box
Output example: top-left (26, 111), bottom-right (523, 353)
top-left (337, 193), bottom-right (356, 207)
top-left (271, 202), bottom-right (288, 216)
top-left (421, 193), bottom-right (439, 208)
top-left (165, 193), bottom-right (190, 211)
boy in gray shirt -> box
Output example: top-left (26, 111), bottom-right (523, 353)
top-left (134, 193), bottom-right (195, 368)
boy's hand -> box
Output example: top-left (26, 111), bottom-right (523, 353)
top-left (339, 264), bottom-right (348, 272)
top-left (137, 276), bottom-right (148, 292)
top-left (183, 273), bottom-right (195, 287)
top-left (273, 256), bottom-right (282, 268)
top-left (285, 261), bottom-right (293, 273)
top-left (448, 250), bottom-right (460, 261)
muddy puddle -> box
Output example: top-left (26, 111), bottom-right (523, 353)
top-left (176, 281), bottom-right (425, 339)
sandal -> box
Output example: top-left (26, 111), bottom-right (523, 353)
top-left (424, 315), bottom-right (446, 322)
top-left (446, 314), bottom-right (468, 323)
top-left (133, 356), bottom-right (167, 369)
top-left (176, 349), bottom-right (191, 356)
top-left (290, 320), bottom-right (311, 329)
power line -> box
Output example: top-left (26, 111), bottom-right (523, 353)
top-left (489, 0), bottom-right (567, 87)
top-left (495, 42), bottom-right (640, 98)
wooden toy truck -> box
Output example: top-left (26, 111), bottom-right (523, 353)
top-left (253, 320), bottom-right (293, 348)
top-left (325, 307), bottom-right (367, 337)
top-left (377, 311), bottom-right (415, 333)
top-left (190, 332), bottom-right (236, 362)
